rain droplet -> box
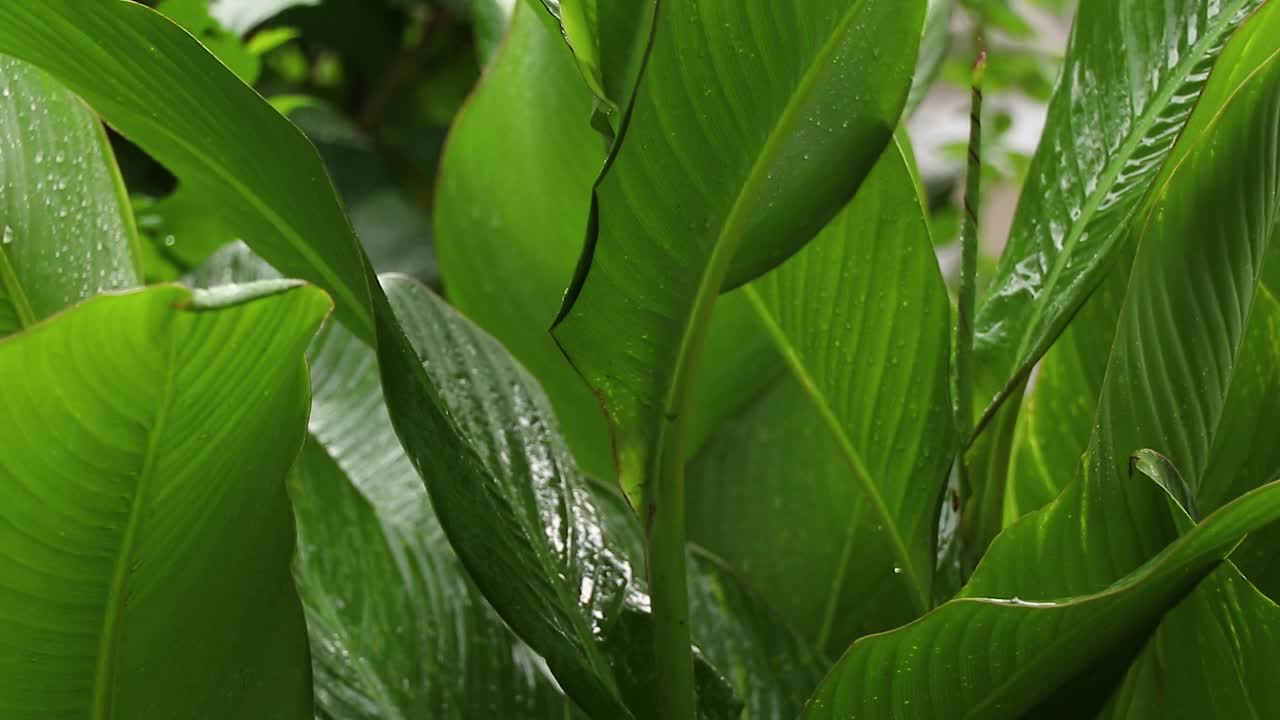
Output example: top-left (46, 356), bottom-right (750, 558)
top-left (1, 225), bottom-right (12, 245)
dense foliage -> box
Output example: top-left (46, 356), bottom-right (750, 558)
top-left (1, 0), bottom-right (1279, 718)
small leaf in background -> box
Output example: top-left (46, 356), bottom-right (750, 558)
top-left (0, 54), bottom-right (140, 335)
top-left (0, 282), bottom-right (329, 720)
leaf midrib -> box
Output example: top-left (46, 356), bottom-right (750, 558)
top-left (999, 0), bottom-right (1253, 398)
top-left (741, 286), bottom-right (930, 623)
top-left (91, 324), bottom-right (179, 720)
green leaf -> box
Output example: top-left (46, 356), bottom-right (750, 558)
top-left (380, 273), bottom-right (830, 719)
top-left (802, 479), bottom-right (1280, 719)
top-left (971, 0), bottom-right (1266, 429)
top-left (0, 0), bottom-right (377, 342)
top-left (805, 5), bottom-right (1280, 712)
top-left (1003, 262), bottom-right (1125, 523)
top-left (551, 0), bottom-right (926, 509)
top-left (291, 304), bottom-right (586, 719)
top-left (687, 139), bottom-right (954, 654)
top-left (0, 282), bottom-right (329, 719)
top-left (381, 275), bottom-right (722, 719)
top-left (436, 0), bottom-right (780, 481)
top-left (0, 54), bottom-right (140, 335)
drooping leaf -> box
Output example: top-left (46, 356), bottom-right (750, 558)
top-left (805, 6), bottom-right (1280, 713)
top-left (688, 138), bottom-right (954, 654)
top-left (0, 282), bottom-right (329, 719)
top-left (971, 0), bottom-right (1265, 430)
top-left (551, 0), bottom-right (926, 509)
top-left (0, 54), bottom-right (140, 336)
top-left (436, 0), bottom-right (779, 481)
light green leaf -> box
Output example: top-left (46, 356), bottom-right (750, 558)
top-left (688, 139), bottom-right (954, 654)
top-left (436, 0), bottom-right (778, 481)
top-left (971, 0), bottom-right (1265, 430)
top-left (0, 282), bottom-right (329, 720)
top-left (551, 0), bottom-right (926, 510)
top-left (0, 54), bottom-right (139, 335)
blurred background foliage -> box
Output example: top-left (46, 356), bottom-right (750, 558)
top-left (127, 0), bottom-right (1075, 301)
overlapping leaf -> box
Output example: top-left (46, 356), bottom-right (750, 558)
top-left (0, 54), bottom-right (139, 335)
top-left (0, 283), bottom-right (328, 719)
top-left (688, 139), bottom-right (953, 655)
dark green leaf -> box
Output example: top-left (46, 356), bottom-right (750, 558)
top-left (0, 282), bottom-right (329, 719)
top-left (0, 54), bottom-right (140, 335)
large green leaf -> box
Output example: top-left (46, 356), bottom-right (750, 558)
top-left (688, 138), bottom-right (953, 654)
top-left (0, 282), bottom-right (328, 719)
top-left (380, 273), bottom-right (826, 719)
top-left (802, 479), bottom-right (1280, 719)
top-left (436, 0), bottom-right (778, 481)
top-left (0, 54), bottom-right (139, 335)
top-left (804, 6), bottom-right (1280, 713)
top-left (971, 0), bottom-right (1265, 430)
top-left (551, 0), bottom-right (925, 511)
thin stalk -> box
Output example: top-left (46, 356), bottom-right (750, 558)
top-left (955, 48), bottom-right (986, 503)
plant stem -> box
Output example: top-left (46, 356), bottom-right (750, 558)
top-left (649, 434), bottom-right (695, 720)
top-left (955, 46), bottom-right (986, 527)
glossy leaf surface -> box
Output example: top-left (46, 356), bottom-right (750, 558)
top-left (0, 283), bottom-right (328, 719)
top-left (0, 54), bottom-right (139, 335)
top-left (688, 139), bottom-right (953, 654)
top-left (293, 302), bottom-right (585, 719)
top-left (972, 0), bottom-right (1265, 427)
top-left (552, 0), bottom-right (925, 506)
